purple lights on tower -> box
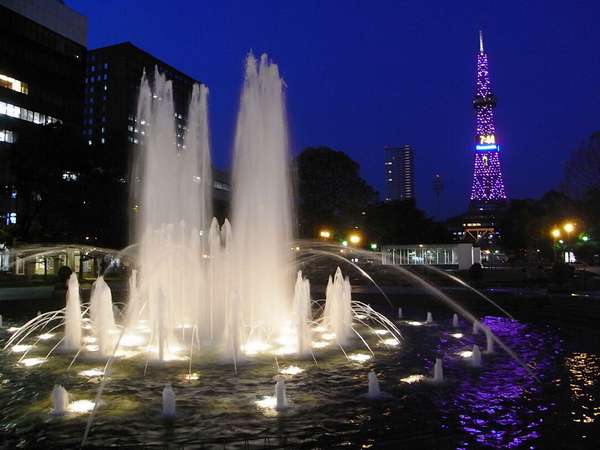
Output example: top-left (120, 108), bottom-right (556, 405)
top-left (470, 31), bottom-right (507, 208)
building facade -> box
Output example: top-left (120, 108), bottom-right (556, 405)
top-left (0, 0), bottom-right (87, 236)
top-left (84, 43), bottom-right (230, 247)
top-left (384, 145), bottom-right (414, 202)
top-left (381, 243), bottom-right (481, 271)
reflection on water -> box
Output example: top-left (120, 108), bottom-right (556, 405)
top-left (437, 317), bottom-right (561, 448)
top-left (565, 352), bottom-right (599, 426)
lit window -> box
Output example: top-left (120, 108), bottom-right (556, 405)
top-left (0, 101), bottom-right (60, 125)
top-left (0, 74), bottom-right (28, 94)
top-left (62, 171), bottom-right (79, 182)
top-left (0, 130), bottom-right (16, 143)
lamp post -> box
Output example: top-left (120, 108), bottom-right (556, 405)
top-left (551, 228), bottom-right (561, 263)
top-left (563, 222), bottom-right (576, 263)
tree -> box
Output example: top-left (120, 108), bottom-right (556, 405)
top-left (295, 147), bottom-right (378, 238)
top-left (498, 191), bottom-right (600, 263)
top-left (364, 200), bottom-right (449, 245)
top-left (499, 192), bottom-right (577, 255)
top-left (561, 131), bottom-right (600, 200)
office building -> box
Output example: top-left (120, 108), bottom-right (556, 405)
top-left (84, 43), bottom-right (230, 246)
top-left (0, 0), bottom-right (87, 234)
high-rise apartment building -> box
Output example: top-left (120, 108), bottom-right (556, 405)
top-left (384, 145), bottom-right (414, 202)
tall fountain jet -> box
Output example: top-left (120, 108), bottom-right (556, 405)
top-left (231, 53), bottom-right (294, 343)
top-left (129, 67), bottom-right (213, 356)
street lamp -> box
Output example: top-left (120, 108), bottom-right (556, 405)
top-left (348, 233), bottom-right (361, 245)
top-left (563, 222), bottom-right (576, 263)
top-left (563, 222), bottom-right (575, 234)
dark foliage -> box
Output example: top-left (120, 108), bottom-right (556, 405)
top-left (296, 147), bottom-right (378, 238)
top-left (364, 200), bottom-right (450, 245)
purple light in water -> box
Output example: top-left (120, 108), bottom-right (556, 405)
top-left (433, 315), bottom-right (562, 448)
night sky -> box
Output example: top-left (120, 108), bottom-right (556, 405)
top-left (68, 0), bottom-right (600, 219)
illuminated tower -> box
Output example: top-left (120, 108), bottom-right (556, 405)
top-left (469, 31), bottom-right (507, 211)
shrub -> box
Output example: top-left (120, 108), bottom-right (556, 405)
top-left (468, 263), bottom-right (484, 282)
top-left (56, 266), bottom-right (73, 285)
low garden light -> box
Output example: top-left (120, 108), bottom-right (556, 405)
top-left (581, 235), bottom-right (589, 242)
top-left (370, 243), bottom-right (377, 250)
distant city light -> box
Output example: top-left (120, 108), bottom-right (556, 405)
top-left (319, 229), bottom-right (331, 239)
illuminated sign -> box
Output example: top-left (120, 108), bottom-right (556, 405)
top-left (475, 144), bottom-right (499, 151)
top-left (479, 134), bottom-right (496, 144)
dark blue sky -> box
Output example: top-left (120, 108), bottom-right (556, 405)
top-left (68, 0), bottom-right (600, 218)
